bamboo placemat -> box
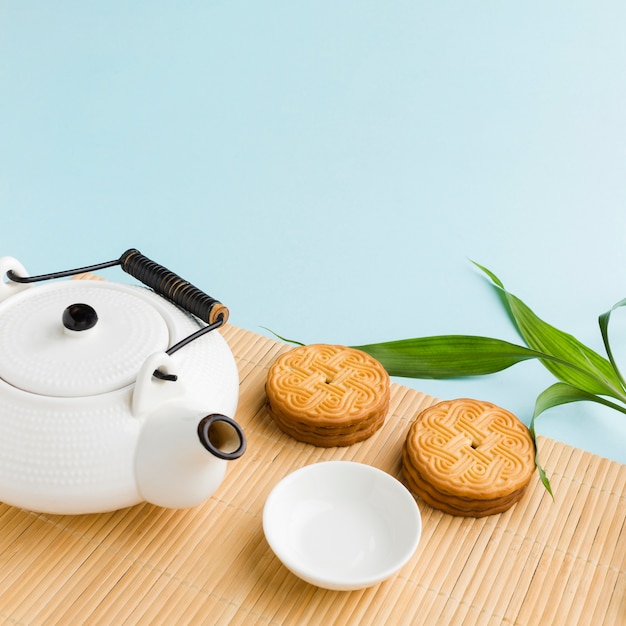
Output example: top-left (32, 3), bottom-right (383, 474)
top-left (0, 325), bottom-right (624, 625)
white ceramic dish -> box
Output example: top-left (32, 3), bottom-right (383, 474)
top-left (262, 461), bottom-right (422, 591)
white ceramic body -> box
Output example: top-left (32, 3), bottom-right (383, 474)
top-left (263, 461), bottom-right (422, 590)
top-left (0, 258), bottom-right (240, 514)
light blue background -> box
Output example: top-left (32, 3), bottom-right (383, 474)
top-left (2, 2), bottom-right (626, 464)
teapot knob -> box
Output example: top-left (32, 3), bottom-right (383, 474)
top-left (62, 303), bottom-right (98, 332)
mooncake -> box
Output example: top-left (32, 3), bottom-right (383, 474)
top-left (402, 398), bottom-right (535, 517)
top-left (265, 344), bottom-right (390, 447)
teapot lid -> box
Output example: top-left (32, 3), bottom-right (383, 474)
top-left (0, 281), bottom-right (170, 397)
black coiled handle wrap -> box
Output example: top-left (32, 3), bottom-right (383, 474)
top-left (119, 249), bottom-right (229, 325)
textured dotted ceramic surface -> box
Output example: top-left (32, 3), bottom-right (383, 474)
top-left (0, 282), bottom-right (170, 396)
top-left (0, 282), bottom-right (239, 514)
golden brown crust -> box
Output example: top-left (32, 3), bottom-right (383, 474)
top-left (402, 398), bottom-right (535, 517)
top-left (265, 344), bottom-right (390, 447)
top-left (401, 443), bottom-right (527, 517)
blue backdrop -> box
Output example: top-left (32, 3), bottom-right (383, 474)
top-left (2, 2), bottom-right (625, 462)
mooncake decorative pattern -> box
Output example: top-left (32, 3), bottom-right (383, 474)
top-left (402, 398), bottom-right (535, 517)
top-left (265, 344), bottom-right (390, 447)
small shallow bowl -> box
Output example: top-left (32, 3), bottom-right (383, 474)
top-left (262, 461), bottom-right (422, 591)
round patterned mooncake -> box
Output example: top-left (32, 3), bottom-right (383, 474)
top-left (402, 398), bottom-right (535, 517)
top-left (265, 344), bottom-right (390, 447)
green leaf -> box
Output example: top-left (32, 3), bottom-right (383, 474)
top-left (530, 381), bottom-right (626, 436)
top-left (352, 335), bottom-right (557, 379)
top-left (599, 298), bottom-right (626, 389)
top-left (260, 327), bottom-right (305, 346)
top-left (474, 262), bottom-right (626, 402)
top-left (535, 459), bottom-right (554, 500)
top-left (529, 382), bottom-right (626, 499)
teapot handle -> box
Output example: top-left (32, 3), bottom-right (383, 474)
top-left (5, 248), bottom-right (229, 326)
top-left (119, 249), bottom-right (229, 326)
top-left (4, 250), bottom-right (229, 365)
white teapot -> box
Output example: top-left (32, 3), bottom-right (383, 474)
top-left (0, 249), bottom-right (245, 514)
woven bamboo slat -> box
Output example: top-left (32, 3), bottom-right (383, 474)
top-left (0, 325), bottom-right (623, 625)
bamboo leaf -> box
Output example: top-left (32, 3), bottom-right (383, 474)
top-left (530, 382), bottom-right (626, 436)
top-left (260, 327), bottom-right (305, 346)
top-left (474, 262), bottom-right (626, 401)
top-left (529, 381), bottom-right (626, 498)
top-left (533, 452), bottom-right (554, 500)
top-left (352, 335), bottom-right (557, 379)
top-left (599, 298), bottom-right (626, 389)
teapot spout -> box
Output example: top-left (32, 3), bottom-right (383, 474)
top-left (135, 411), bottom-right (245, 509)
top-left (197, 414), bottom-right (246, 460)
